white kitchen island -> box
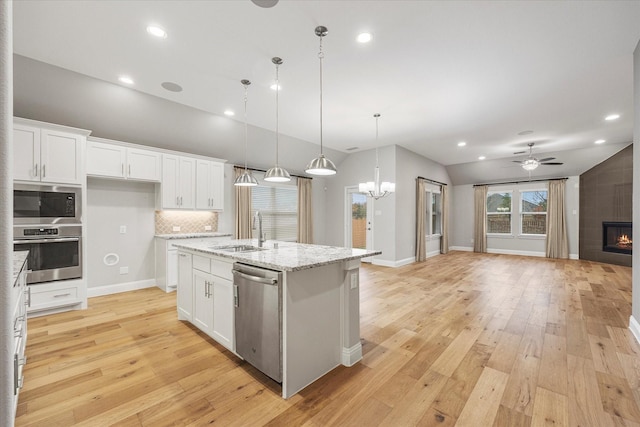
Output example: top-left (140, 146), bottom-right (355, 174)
top-left (173, 239), bottom-right (380, 399)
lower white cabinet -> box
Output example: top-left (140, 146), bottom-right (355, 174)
top-left (177, 251), bottom-right (235, 352)
top-left (156, 236), bottom-right (231, 292)
top-left (177, 252), bottom-right (193, 320)
top-left (27, 279), bottom-right (86, 315)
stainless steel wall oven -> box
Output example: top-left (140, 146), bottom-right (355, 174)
top-left (13, 225), bottom-right (83, 285)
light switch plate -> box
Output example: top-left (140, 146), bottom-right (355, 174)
top-left (205, 225), bottom-right (212, 231)
top-left (172, 226), bottom-right (181, 232)
top-left (350, 274), bottom-right (358, 289)
top-left (119, 266), bottom-right (129, 275)
top-left (120, 225), bottom-right (127, 234)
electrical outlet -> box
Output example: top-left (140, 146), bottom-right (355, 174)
top-left (119, 266), bottom-right (129, 275)
top-left (205, 225), bottom-right (212, 231)
top-left (120, 225), bottom-right (127, 234)
top-left (172, 226), bottom-right (181, 232)
top-left (350, 274), bottom-right (358, 289)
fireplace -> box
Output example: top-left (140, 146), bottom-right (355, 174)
top-left (602, 222), bottom-right (632, 255)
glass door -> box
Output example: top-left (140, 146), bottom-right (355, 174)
top-left (345, 187), bottom-right (374, 261)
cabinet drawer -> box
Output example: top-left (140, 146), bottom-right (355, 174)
top-left (31, 287), bottom-right (78, 307)
top-left (193, 255), bottom-right (211, 273)
top-left (211, 259), bottom-right (233, 281)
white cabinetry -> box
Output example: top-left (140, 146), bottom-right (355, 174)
top-left (14, 120), bottom-right (88, 185)
top-left (177, 251), bottom-right (235, 351)
top-left (161, 155), bottom-right (196, 209)
top-left (11, 256), bottom-right (28, 419)
top-left (177, 252), bottom-right (193, 321)
top-left (196, 160), bottom-right (225, 211)
top-left (86, 139), bottom-right (161, 182)
top-left (155, 236), bottom-right (230, 293)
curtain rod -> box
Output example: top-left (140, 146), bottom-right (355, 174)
top-left (417, 176), bottom-right (447, 186)
top-left (234, 165), bottom-right (311, 180)
top-left (473, 177), bottom-right (568, 187)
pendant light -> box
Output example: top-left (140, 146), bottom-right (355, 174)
top-left (234, 79), bottom-right (258, 187)
top-left (359, 113), bottom-right (395, 199)
top-left (264, 57), bottom-right (291, 182)
top-left (305, 25), bottom-right (337, 176)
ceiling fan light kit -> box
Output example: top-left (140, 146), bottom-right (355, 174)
top-left (513, 142), bottom-right (563, 172)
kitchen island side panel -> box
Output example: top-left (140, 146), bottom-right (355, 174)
top-left (282, 263), bottom-right (343, 398)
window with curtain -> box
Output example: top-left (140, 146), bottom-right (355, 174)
top-left (521, 190), bottom-right (547, 235)
top-left (426, 191), bottom-right (442, 236)
top-left (487, 191), bottom-right (512, 234)
top-left (252, 176), bottom-right (298, 241)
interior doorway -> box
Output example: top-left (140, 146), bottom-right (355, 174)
top-left (345, 187), bottom-right (374, 261)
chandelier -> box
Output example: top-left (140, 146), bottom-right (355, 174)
top-left (358, 113), bottom-right (395, 199)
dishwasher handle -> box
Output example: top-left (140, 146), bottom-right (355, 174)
top-left (233, 270), bottom-right (277, 285)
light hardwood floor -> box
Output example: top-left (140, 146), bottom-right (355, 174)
top-left (16, 251), bottom-right (640, 426)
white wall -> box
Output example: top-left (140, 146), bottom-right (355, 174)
top-left (0, 2), bottom-right (13, 424)
top-left (324, 145), bottom-right (396, 262)
top-left (86, 178), bottom-right (156, 288)
top-left (631, 39), bottom-right (640, 342)
top-left (451, 177), bottom-right (580, 258)
top-left (395, 146), bottom-right (452, 262)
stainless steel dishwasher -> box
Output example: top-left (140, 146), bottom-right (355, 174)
top-left (233, 262), bottom-right (283, 383)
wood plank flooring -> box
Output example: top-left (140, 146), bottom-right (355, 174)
top-left (15, 251), bottom-right (640, 426)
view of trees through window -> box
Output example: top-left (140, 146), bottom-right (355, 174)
top-left (521, 190), bottom-right (547, 234)
top-left (487, 192), bottom-right (512, 233)
top-left (351, 193), bottom-right (367, 249)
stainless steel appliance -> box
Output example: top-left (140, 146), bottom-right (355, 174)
top-left (14, 183), bottom-right (82, 225)
top-left (13, 225), bottom-right (82, 284)
top-left (233, 263), bottom-right (282, 383)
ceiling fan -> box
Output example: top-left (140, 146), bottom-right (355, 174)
top-left (512, 142), bottom-right (563, 171)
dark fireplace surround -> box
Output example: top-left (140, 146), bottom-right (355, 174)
top-left (602, 222), bottom-right (632, 255)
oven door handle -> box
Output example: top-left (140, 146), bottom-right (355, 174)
top-left (13, 237), bottom-right (80, 244)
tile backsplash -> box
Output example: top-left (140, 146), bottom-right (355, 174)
top-left (155, 210), bottom-right (218, 234)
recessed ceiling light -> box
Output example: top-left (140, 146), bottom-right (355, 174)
top-left (605, 114), bottom-right (620, 121)
top-left (357, 32), bottom-right (372, 43)
top-left (270, 83), bottom-right (281, 91)
top-left (146, 25), bottom-right (167, 39)
top-left (518, 130), bottom-right (534, 136)
top-left (118, 75), bottom-right (134, 85)
top-left (457, 141), bottom-right (466, 147)
top-left (224, 110), bottom-right (235, 117)
top-left (478, 155), bottom-right (486, 160)
top-left (595, 139), bottom-right (606, 144)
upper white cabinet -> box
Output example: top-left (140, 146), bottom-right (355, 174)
top-left (162, 154), bottom-right (196, 209)
top-left (196, 159), bottom-right (225, 211)
top-left (86, 139), bottom-right (161, 182)
top-left (14, 120), bottom-right (88, 185)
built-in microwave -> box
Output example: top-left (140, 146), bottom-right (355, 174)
top-left (13, 183), bottom-right (82, 225)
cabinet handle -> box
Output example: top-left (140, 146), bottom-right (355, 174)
top-left (179, 253), bottom-right (187, 258)
top-left (42, 164), bottom-right (46, 178)
top-left (25, 287), bottom-right (31, 307)
top-left (176, 196), bottom-right (180, 206)
top-left (53, 293), bottom-right (71, 298)
top-left (129, 164), bottom-right (131, 176)
top-left (180, 196), bottom-right (183, 206)
top-left (234, 284), bottom-right (239, 308)
top-left (34, 163), bottom-right (38, 177)
top-left (14, 354), bottom-right (19, 393)
top-left (122, 163), bottom-right (124, 176)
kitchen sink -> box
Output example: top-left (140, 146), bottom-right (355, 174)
top-left (210, 244), bottom-right (266, 253)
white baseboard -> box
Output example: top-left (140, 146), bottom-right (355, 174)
top-left (341, 343), bottom-right (363, 367)
top-left (487, 248), bottom-right (546, 258)
top-left (427, 250), bottom-right (441, 258)
top-left (372, 256), bottom-right (416, 268)
top-left (630, 316), bottom-right (640, 346)
top-left (88, 279), bottom-right (156, 298)
top-left (569, 253), bottom-right (579, 260)
top-left (449, 246), bottom-right (473, 252)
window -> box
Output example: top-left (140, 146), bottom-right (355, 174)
top-left (252, 180), bottom-right (298, 242)
top-left (521, 190), bottom-right (547, 235)
top-left (487, 191), bottom-right (512, 234)
top-left (425, 186), bottom-right (441, 236)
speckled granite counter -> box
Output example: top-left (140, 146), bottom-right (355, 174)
top-left (172, 239), bottom-right (381, 272)
top-left (155, 232), bottom-right (232, 240)
top-left (14, 251), bottom-right (29, 286)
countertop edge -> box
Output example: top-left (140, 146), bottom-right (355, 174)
top-left (155, 232), bottom-right (233, 240)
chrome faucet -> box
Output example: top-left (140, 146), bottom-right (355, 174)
top-left (253, 210), bottom-right (266, 247)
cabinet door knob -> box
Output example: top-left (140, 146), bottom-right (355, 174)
top-left (34, 163), bottom-right (38, 177)
top-left (42, 164), bottom-right (46, 178)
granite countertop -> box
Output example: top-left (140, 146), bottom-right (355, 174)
top-left (172, 239), bottom-right (382, 272)
top-left (155, 232), bottom-right (233, 240)
top-left (14, 251), bottom-right (29, 286)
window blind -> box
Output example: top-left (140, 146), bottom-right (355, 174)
top-left (251, 174), bottom-right (298, 242)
